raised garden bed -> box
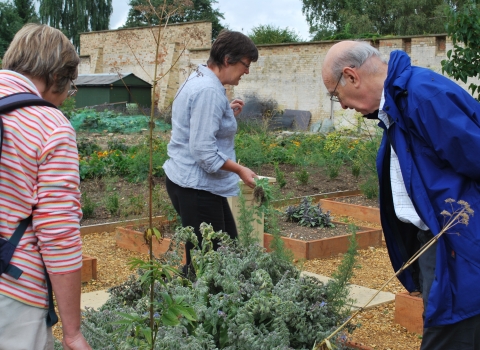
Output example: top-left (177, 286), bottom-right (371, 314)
top-left (115, 218), bottom-right (186, 264)
top-left (394, 291), bottom-right (424, 334)
top-left (114, 218), bottom-right (381, 262)
top-left (81, 255), bottom-right (97, 282)
top-left (320, 194), bottom-right (380, 225)
top-left (264, 221), bottom-right (382, 260)
top-left (271, 190), bottom-right (380, 225)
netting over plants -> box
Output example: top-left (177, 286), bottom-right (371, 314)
top-left (70, 109), bottom-right (171, 134)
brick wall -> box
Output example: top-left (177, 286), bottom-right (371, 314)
top-left (79, 26), bottom-right (479, 128)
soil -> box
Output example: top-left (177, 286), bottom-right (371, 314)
top-left (334, 195), bottom-right (380, 209)
top-left (68, 132), bottom-right (421, 349)
top-left (276, 220), bottom-right (357, 240)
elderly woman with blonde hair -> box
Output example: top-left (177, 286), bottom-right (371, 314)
top-left (0, 24), bottom-right (90, 350)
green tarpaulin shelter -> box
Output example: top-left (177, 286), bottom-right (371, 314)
top-left (73, 73), bottom-right (152, 109)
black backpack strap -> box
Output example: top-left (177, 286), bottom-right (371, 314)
top-left (45, 269), bottom-right (59, 327)
top-left (0, 92), bottom-right (57, 160)
top-left (3, 216), bottom-right (32, 279)
top-left (0, 92), bottom-right (57, 111)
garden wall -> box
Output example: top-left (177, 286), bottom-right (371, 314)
top-left (78, 21), bottom-right (212, 109)
top-left (79, 23), bottom-right (479, 128)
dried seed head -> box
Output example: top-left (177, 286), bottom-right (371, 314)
top-left (459, 212), bottom-right (470, 225)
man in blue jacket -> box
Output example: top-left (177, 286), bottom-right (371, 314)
top-left (322, 40), bottom-right (480, 349)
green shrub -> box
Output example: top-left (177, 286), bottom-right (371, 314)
top-left (81, 192), bottom-right (96, 219)
top-left (273, 163), bottom-right (286, 188)
top-left (351, 162), bottom-right (361, 179)
top-left (125, 194), bottom-right (145, 216)
top-left (295, 168), bottom-right (310, 185)
top-left (77, 138), bottom-right (101, 157)
top-left (360, 175), bottom-right (379, 199)
top-left (81, 223), bottom-right (356, 349)
top-left (105, 193), bottom-right (120, 215)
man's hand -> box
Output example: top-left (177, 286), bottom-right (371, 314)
top-left (230, 98), bottom-right (245, 117)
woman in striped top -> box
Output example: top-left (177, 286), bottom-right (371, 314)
top-left (0, 24), bottom-right (90, 349)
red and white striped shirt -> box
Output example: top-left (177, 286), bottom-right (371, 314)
top-left (0, 70), bottom-right (82, 308)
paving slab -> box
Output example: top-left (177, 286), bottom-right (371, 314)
top-left (301, 271), bottom-right (395, 309)
top-left (81, 290), bottom-right (110, 310)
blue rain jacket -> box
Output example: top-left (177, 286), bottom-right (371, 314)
top-left (376, 50), bottom-right (480, 327)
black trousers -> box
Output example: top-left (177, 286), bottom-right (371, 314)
top-left (418, 230), bottom-right (480, 350)
top-left (165, 176), bottom-right (238, 267)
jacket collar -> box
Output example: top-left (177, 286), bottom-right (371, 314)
top-left (384, 50), bottom-right (412, 101)
top-left (364, 51), bottom-right (413, 124)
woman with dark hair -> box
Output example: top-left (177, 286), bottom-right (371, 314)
top-left (0, 24), bottom-right (90, 349)
top-left (163, 30), bottom-right (259, 275)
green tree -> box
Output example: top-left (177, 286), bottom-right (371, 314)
top-left (39, 0), bottom-right (113, 49)
top-left (248, 24), bottom-right (302, 44)
top-left (0, 1), bottom-right (23, 57)
top-left (442, 1), bottom-right (480, 101)
top-left (13, 0), bottom-right (38, 23)
top-left (123, 0), bottom-right (225, 39)
top-left (302, 0), bottom-right (467, 40)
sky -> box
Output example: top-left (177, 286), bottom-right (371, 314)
top-left (110, 0), bottom-right (312, 41)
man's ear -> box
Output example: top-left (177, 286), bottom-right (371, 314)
top-left (344, 66), bottom-right (360, 87)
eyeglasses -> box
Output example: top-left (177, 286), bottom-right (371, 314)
top-left (67, 80), bottom-right (78, 97)
top-left (330, 65), bottom-right (355, 103)
top-left (238, 60), bottom-right (250, 69)
top-left (330, 72), bottom-right (343, 103)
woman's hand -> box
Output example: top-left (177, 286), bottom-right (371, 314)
top-left (220, 159), bottom-right (257, 188)
top-left (230, 99), bottom-right (245, 117)
top-left (238, 165), bottom-right (257, 188)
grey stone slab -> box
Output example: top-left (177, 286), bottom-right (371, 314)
top-left (81, 290), bottom-right (110, 311)
top-left (301, 271), bottom-right (395, 310)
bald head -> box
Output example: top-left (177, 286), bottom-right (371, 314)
top-left (323, 41), bottom-right (357, 83)
top-left (322, 41), bottom-right (387, 85)
top-left (322, 40), bottom-right (388, 115)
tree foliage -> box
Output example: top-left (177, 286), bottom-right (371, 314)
top-left (13, 0), bottom-right (38, 23)
top-left (39, 0), bottom-right (113, 49)
top-left (442, 1), bottom-right (480, 101)
top-left (248, 24), bottom-right (302, 44)
top-left (0, 1), bottom-right (24, 57)
top-left (124, 0), bottom-right (225, 39)
top-left (302, 0), bottom-right (471, 40)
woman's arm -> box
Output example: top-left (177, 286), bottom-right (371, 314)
top-left (221, 159), bottom-right (257, 188)
top-left (49, 271), bottom-right (91, 350)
